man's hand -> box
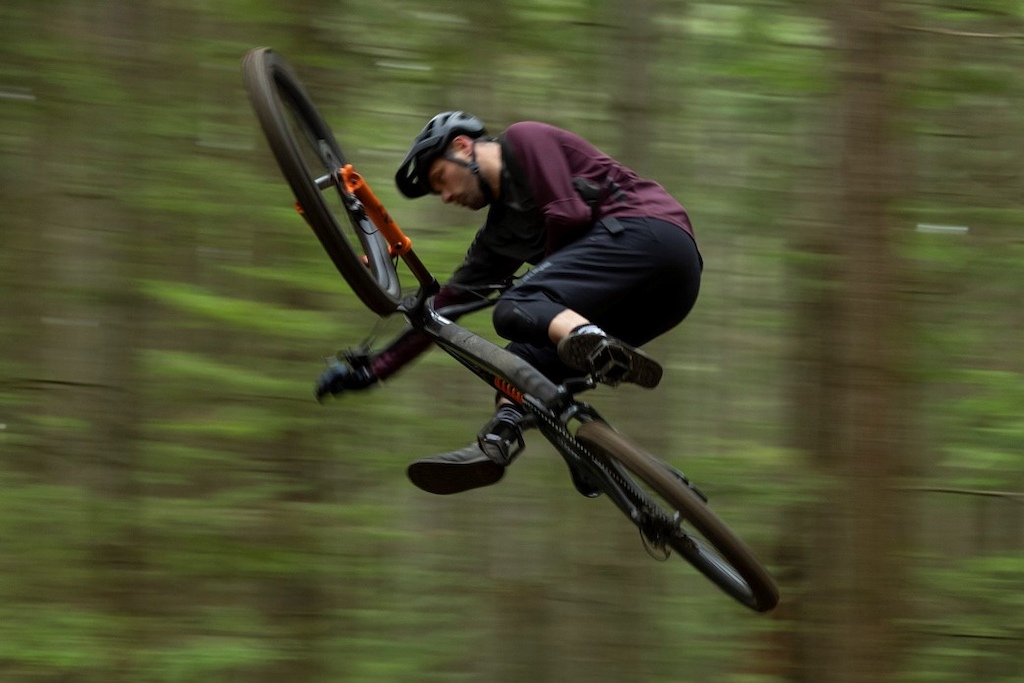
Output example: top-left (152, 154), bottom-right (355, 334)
top-left (315, 358), bottom-right (378, 402)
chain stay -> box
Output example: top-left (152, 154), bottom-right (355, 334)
top-left (522, 397), bottom-right (683, 554)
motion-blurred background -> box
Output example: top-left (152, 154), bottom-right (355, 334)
top-left (1, 1), bottom-right (1021, 681)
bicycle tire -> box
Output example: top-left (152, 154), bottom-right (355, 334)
top-left (242, 47), bottom-right (402, 315)
top-left (576, 421), bottom-right (779, 612)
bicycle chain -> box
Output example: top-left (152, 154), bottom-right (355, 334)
top-left (524, 402), bottom-right (673, 535)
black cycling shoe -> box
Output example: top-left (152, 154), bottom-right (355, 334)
top-left (557, 325), bottom-right (663, 389)
top-left (407, 405), bottom-right (527, 495)
top-left (407, 443), bottom-right (507, 495)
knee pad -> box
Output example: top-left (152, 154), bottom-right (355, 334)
top-left (493, 299), bottom-right (541, 344)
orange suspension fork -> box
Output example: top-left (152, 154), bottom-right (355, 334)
top-left (340, 164), bottom-right (434, 290)
top-left (341, 165), bottom-right (410, 255)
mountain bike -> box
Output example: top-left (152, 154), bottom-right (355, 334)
top-left (241, 47), bottom-right (780, 613)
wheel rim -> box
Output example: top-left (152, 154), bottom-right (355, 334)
top-left (271, 73), bottom-right (400, 299)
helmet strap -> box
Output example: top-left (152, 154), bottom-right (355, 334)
top-left (443, 141), bottom-right (494, 204)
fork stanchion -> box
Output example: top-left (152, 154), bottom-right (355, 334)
top-left (341, 164), bottom-right (434, 289)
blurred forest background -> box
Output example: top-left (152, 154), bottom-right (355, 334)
top-left (1, 1), bottom-right (1022, 681)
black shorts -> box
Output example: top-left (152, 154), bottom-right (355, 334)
top-left (492, 217), bottom-right (702, 382)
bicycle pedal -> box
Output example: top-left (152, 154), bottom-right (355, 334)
top-left (478, 432), bottom-right (524, 466)
top-left (587, 342), bottom-right (633, 386)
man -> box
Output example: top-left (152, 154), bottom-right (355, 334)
top-left (316, 111), bottom-right (702, 495)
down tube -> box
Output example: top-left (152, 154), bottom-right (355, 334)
top-left (423, 313), bottom-right (562, 406)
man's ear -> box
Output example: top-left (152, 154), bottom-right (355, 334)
top-left (450, 135), bottom-right (473, 155)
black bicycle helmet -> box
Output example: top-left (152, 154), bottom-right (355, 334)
top-left (395, 111), bottom-right (488, 198)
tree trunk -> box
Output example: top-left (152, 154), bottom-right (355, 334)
top-left (612, 0), bottom-right (658, 169)
top-left (790, 2), bottom-right (914, 681)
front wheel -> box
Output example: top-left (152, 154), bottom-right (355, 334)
top-left (242, 47), bottom-right (403, 316)
top-left (576, 421), bottom-right (779, 612)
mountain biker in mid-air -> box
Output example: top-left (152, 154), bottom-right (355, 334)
top-left (316, 111), bottom-right (703, 495)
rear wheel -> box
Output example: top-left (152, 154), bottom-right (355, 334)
top-left (576, 421), bottom-right (779, 612)
top-left (242, 47), bottom-right (402, 315)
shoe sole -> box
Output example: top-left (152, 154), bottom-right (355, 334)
top-left (557, 333), bottom-right (663, 388)
top-left (406, 458), bottom-right (505, 495)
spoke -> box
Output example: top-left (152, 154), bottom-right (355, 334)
top-left (314, 173), bottom-right (333, 190)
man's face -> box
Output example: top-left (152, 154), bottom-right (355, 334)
top-left (427, 138), bottom-right (488, 210)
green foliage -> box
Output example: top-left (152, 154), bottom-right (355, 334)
top-left (909, 553), bottom-right (1024, 680)
top-left (2, 0), bottom-right (1023, 681)
top-left (0, 605), bottom-right (114, 672)
top-left (933, 369), bottom-right (1024, 489)
top-left (141, 280), bottom-right (335, 337)
top-left (145, 350), bottom-right (297, 396)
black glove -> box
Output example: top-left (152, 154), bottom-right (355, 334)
top-left (315, 354), bottom-right (378, 402)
